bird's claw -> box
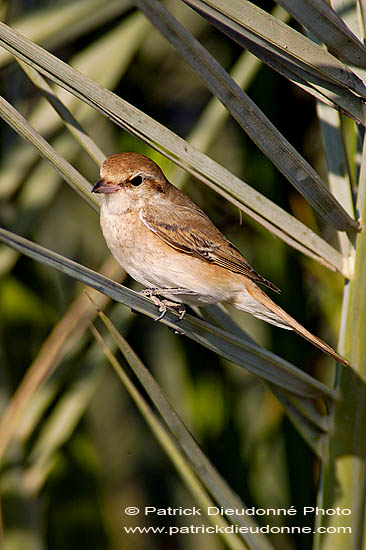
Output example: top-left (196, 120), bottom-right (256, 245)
top-left (153, 300), bottom-right (186, 322)
top-left (139, 288), bottom-right (188, 322)
top-left (176, 304), bottom-right (186, 321)
top-left (154, 303), bottom-right (168, 322)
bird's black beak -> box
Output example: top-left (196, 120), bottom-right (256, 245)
top-left (91, 179), bottom-right (120, 194)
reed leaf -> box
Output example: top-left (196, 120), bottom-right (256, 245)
top-left (0, 21), bottom-right (353, 275)
top-left (134, 0), bottom-right (358, 232)
top-left (0, 10), bottom-right (148, 204)
top-left (0, 0), bottom-right (132, 68)
top-left (276, 0), bottom-right (366, 67)
top-left (90, 324), bottom-right (251, 550)
top-left (314, 126), bottom-right (366, 550)
top-left (0, 258), bottom-right (124, 463)
top-left (168, 4), bottom-right (291, 188)
top-left (18, 61), bottom-right (105, 165)
top-left (0, 226), bottom-right (336, 401)
top-left (181, 0), bottom-right (366, 124)
top-left (0, 95), bottom-right (99, 211)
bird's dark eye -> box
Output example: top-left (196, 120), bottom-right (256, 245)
top-left (130, 175), bottom-right (143, 186)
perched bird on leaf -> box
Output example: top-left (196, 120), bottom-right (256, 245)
top-left (92, 152), bottom-right (350, 367)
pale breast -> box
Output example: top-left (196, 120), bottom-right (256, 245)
top-left (99, 204), bottom-right (243, 304)
top-left (100, 205), bottom-right (182, 288)
top-left (100, 206), bottom-right (150, 284)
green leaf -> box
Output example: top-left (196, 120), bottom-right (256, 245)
top-left (18, 60), bottom-right (105, 165)
top-left (181, 0), bottom-right (366, 123)
top-left (0, 10), bottom-right (148, 211)
top-left (276, 0), bottom-right (366, 67)
top-left (92, 317), bottom-right (274, 549)
top-left (314, 124), bottom-right (366, 550)
top-left (0, 21), bottom-right (353, 274)
top-left (90, 325), bottom-right (252, 550)
top-left (0, 258), bottom-right (123, 464)
top-left (0, 226), bottom-right (337, 401)
top-left (0, 95), bottom-right (99, 211)
top-left (168, 4), bottom-right (291, 187)
top-left (23, 348), bottom-right (105, 495)
top-left (133, 0), bottom-right (359, 232)
top-left (0, 0), bottom-right (132, 68)
top-left (198, 304), bottom-right (329, 457)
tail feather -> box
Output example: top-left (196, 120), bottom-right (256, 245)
top-left (245, 282), bottom-right (350, 367)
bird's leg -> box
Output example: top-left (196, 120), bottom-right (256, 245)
top-left (139, 287), bottom-right (193, 321)
top-left (140, 287), bottom-right (197, 297)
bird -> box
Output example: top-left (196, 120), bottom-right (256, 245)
top-left (92, 152), bottom-right (350, 367)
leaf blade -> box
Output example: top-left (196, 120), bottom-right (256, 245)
top-left (91, 317), bottom-right (272, 549)
top-left (0, 21), bottom-right (352, 273)
top-left (276, 0), bottom-right (366, 67)
top-left (133, 0), bottom-right (359, 231)
top-left (0, 226), bottom-right (337, 401)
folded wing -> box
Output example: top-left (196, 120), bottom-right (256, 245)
top-left (140, 203), bottom-right (280, 294)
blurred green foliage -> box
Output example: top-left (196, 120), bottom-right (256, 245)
top-left (0, 1), bottom-right (346, 549)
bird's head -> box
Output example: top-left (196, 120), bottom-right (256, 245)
top-left (92, 152), bottom-right (168, 208)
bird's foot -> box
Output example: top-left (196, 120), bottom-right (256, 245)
top-left (139, 287), bottom-right (191, 321)
top-left (140, 287), bottom-right (197, 298)
top-left (153, 300), bottom-right (186, 322)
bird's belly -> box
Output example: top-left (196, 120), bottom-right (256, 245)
top-left (100, 210), bottom-right (165, 287)
top-left (100, 209), bottom-right (238, 305)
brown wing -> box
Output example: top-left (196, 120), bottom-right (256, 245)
top-left (140, 203), bottom-right (280, 294)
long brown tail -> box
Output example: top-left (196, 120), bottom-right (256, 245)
top-left (246, 282), bottom-right (350, 367)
